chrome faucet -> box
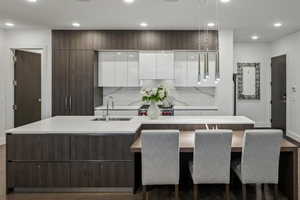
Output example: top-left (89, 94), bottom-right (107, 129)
top-left (105, 96), bottom-right (114, 120)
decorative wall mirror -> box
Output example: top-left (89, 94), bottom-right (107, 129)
top-left (237, 63), bottom-right (260, 100)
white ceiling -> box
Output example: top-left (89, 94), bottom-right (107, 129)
top-left (0, 0), bottom-right (300, 42)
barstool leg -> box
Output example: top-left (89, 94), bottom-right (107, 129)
top-left (175, 184), bottom-right (179, 200)
top-left (225, 184), bottom-right (230, 200)
top-left (256, 184), bottom-right (262, 200)
top-left (143, 186), bottom-right (146, 200)
top-left (143, 186), bottom-right (149, 200)
top-left (242, 184), bottom-right (247, 200)
top-left (274, 184), bottom-right (279, 200)
top-left (261, 184), bottom-right (265, 200)
top-left (193, 184), bottom-right (198, 200)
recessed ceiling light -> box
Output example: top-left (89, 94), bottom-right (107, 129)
top-left (5, 22), bottom-right (15, 27)
top-left (72, 22), bottom-right (80, 27)
top-left (273, 22), bottom-right (282, 27)
top-left (207, 22), bottom-right (215, 27)
top-left (220, 0), bottom-right (231, 3)
top-left (251, 35), bottom-right (259, 40)
top-left (27, 0), bottom-right (37, 2)
top-left (140, 22), bottom-right (148, 27)
top-left (123, 0), bottom-right (134, 4)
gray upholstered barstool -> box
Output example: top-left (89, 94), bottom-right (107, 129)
top-left (141, 130), bottom-right (180, 200)
top-left (231, 129), bottom-right (283, 200)
top-left (189, 129), bottom-right (233, 200)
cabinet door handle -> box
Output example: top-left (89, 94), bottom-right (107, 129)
top-left (69, 96), bottom-right (72, 113)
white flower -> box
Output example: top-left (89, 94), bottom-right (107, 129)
top-left (151, 88), bottom-right (157, 96)
top-left (158, 90), bottom-right (165, 99)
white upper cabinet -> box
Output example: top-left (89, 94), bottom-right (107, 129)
top-left (139, 53), bottom-right (156, 79)
top-left (174, 52), bottom-right (188, 86)
top-left (156, 53), bottom-right (174, 79)
top-left (114, 53), bottom-right (128, 87)
top-left (187, 52), bottom-right (200, 87)
top-left (139, 52), bottom-right (174, 80)
top-left (99, 51), bottom-right (140, 87)
top-left (127, 52), bottom-right (140, 87)
top-left (100, 52), bottom-right (115, 87)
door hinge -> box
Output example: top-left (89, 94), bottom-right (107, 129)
top-left (270, 100), bottom-right (272, 104)
top-left (270, 81), bottom-right (272, 86)
top-left (13, 105), bottom-right (18, 111)
top-left (13, 80), bottom-right (17, 86)
top-left (270, 119), bottom-right (272, 123)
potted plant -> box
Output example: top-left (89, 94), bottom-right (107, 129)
top-left (141, 86), bottom-right (167, 119)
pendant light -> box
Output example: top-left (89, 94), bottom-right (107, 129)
top-left (214, 0), bottom-right (220, 83)
top-left (203, 51), bottom-right (209, 81)
top-left (215, 51), bottom-right (220, 83)
top-left (203, 28), bottom-right (209, 82)
top-left (197, 53), bottom-right (201, 84)
top-left (197, 1), bottom-right (202, 85)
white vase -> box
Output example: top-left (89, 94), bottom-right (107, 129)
top-left (148, 101), bottom-right (160, 119)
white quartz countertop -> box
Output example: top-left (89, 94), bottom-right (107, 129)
top-left (95, 105), bottom-right (218, 111)
top-left (6, 116), bottom-right (141, 134)
top-left (131, 116), bottom-right (255, 125)
top-left (6, 116), bottom-right (255, 134)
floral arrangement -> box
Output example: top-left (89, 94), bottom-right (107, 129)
top-left (141, 87), bottom-right (167, 103)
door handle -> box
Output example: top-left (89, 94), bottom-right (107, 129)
top-left (282, 95), bottom-right (287, 103)
top-left (69, 96), bottom-right (72, 113)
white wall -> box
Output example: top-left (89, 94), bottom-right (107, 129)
top-left (234, 43), bottom-right (271, 127)
top-left (2, 29), bottom-right (52, 136)
top-left (216, 30), bottom-right (234, 115)
top-left (0, 29), bottom-right (5, 145)
top-left (271, 31), bottom-right (300, 141)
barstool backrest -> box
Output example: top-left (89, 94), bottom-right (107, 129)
top-left (141, 130), bottom-right (180, 185)
top-left (193, 129), bottom-right (232, 184)
top-left (241, 129), bottom-right (283, 184)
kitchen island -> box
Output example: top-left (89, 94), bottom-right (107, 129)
top-left (5, 116), bottom-right (298, 199)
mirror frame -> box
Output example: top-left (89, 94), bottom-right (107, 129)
top-left (237, 63), bottom-right (260, 100)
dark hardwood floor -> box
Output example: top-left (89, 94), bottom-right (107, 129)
top-left (0, 145), bottom-right (291, 200)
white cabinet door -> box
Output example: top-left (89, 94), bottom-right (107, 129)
top-left (127, 52), bottom-right (140, 87)
top-left (101, 52), bottom-right (115, 87)
top-left (139, 53), bottom-right (156, 79)
top-left (174, 52), bottom-right (187, 86)
top-left (156, 53), bottom-right (174, 79)
top-left (115, 53), bottom-right (127, 87)
top-left (187, 52), bottom-right (199, 86)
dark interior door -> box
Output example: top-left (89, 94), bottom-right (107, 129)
top-left (271, 55), bottom-right (286, 130)
top-left (14, 50), bottom-right (41, 127)
top-left (69, 50), bottom-right (95, 115)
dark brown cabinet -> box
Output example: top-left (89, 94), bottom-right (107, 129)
top-left (70, 135), bottom-right (134, 161)
top-left (52, 50), bottom-right (69, 116)
top-left (52, 30), bottom-right (219, 51)
top-left (69, 51), bottom-right (95, 115)
top-left (7, 134), bottom-right (135, 190)
top-left (52, 50), bottom-right (97, 116)
top-left (7, 134), bottom-right (70, 161)
top-left (70, 162), bottom-right (133, 187)
top-left (8, 162), bottom-right (70, 188)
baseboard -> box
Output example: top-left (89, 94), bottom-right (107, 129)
top-left (14, 187), bottom-right (133, 193)
top-left (286, 130), bottom-right (300, 142)
top-left (0, 136), bottom-right (5, 145)
top-left (254, 122), bottom-right (271, 128)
